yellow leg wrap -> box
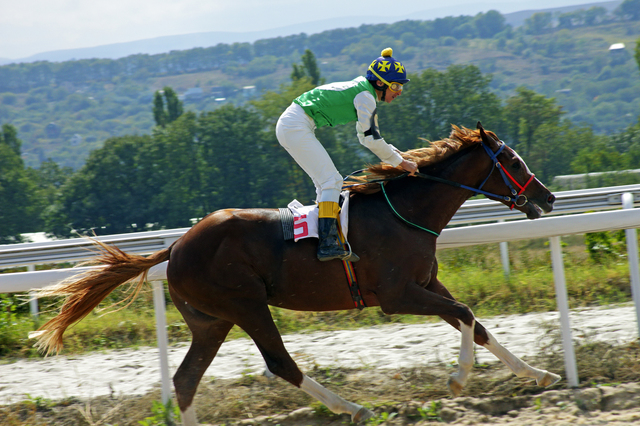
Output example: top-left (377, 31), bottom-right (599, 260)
top-left (318, 201), bottom-right (340, 219)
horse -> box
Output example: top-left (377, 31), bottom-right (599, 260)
top-left (31, 123), bottom-right (560, 425)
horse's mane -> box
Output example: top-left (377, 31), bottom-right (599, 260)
top-left (344, 125), bottom-right (497, 194)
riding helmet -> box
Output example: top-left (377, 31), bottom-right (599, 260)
top-left (366, 48), bottom-right (410, 84)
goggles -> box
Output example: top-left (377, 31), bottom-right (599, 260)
top-left (368, 65), bottom-right (404, 93)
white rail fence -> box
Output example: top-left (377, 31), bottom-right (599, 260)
top-left (1, 186), bottom-right (640, 403)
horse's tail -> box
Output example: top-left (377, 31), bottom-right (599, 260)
top-left (29, 239), bottom-right (172, 355)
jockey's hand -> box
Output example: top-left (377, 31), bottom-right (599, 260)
top-left (400, 159), bottom-right (418, 176)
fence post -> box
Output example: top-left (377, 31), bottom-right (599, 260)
top-left (549, 236), bottom-right (579, 387)
top-left (622, 193), bottom-right (640, 337)
top-left (152, 280), bottom-right (171, 405)
top-left (498, 220), bottom-right (510, 276)
top-left (28, 265), bottom-right (39, 320)
top-left (499, 241), bottom-right (510, 276)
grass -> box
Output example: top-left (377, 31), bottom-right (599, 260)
top-left (0, 233), bottom-right (637, 361)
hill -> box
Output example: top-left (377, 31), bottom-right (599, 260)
top-left (0, 1), bottom-right (623, 65)
top-left (503, 0), bottom-right (622, 27)
top-left (0, 5), bottom-right (638, 169)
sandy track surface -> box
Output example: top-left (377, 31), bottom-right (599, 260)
top-left (0, 304), bottom-right (637, 407)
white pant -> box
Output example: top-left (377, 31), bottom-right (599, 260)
top-left (276, 103), bottom-right (344, 203)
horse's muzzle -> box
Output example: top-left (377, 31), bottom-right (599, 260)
top-left (541, 192), bottom-right (555, 213)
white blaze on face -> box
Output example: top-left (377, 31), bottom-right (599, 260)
top-left (508, 145), bottom-right (534, 176)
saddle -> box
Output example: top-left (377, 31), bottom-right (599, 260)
top-left (278, 192), bottom-right (350, 242)
top-left (278, 192), bottom-right (365, 310)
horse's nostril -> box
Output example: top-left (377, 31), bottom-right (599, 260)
top-left (548, 194), bottom-right (556, 204)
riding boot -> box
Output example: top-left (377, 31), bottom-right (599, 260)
top-left (317, 202), bottom-right (360, 262)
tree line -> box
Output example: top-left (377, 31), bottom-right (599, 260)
top-left (0, 11), bottom-right (510, 92)
top-left (1, 2), bottom-right (638, 171)
top-left (1, 50), bottom-right (639, 244)
top-left (0, 1), bottom-right (639, 93)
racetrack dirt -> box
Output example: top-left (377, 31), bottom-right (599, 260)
top-left (2, 305), bottom-right (640, 425)
top-left (2, 342), bottom-right (640, 426)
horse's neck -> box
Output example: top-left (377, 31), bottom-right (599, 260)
top-left (394, 146), bottom-right (492, 233)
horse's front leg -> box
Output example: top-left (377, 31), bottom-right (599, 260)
top-left (447, 317), bottom-right (475, 396)
top-left (376, 282), bottom-right (477, 396)
top-left (427, 279), bottom-right (561, 388)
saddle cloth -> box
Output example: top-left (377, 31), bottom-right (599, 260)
top-left (279, 192), bottom-right (350, 241)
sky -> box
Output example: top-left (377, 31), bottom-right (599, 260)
top-left (0, 0), bottom-right (602, 60)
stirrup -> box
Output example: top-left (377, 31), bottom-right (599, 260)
top-left (317, 241), bottom-right (360, 262)
top-left (342, 240), bottom-right (360, 262)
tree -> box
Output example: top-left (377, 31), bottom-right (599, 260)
top-left (27, 159), bottom-right (73, 234)
top-left (250, 78), bottom-right (316, 127)
top-left (526, 122), bottom-right (596, 183)
top-left (571, 140), bottom-right (625, 174)
top-left (146, 112), bottom-right (207, 225)
top-left (583, 7), bottom-right (607, 25)
top-left (290, 49), bottom-right (324, 86)
top-left (382, 64), bottom-right (503, 150)
top-left (635, 36), bottom-right (640, 71)
top-left (48, 135), bottom-right (156, 237)
top-left (503, 87), bottom-right (564, 159)
top-left (473, 10), bottom-right (506, 38)
top-left (152, 86), bottom-right (184, 127)
top-left (523, 12), bottom-right (552, 35)
top-left (608, 118), bottom-right (640, 171)
top-left (196, 105), bottom-right (289, 209)
top-left (2, 123), bottom-right (21, 156)
top-left (557, 12), bottom-right (576, 29)
top-left (615, 0), bottom-right (640, 20)
top-left (153, 91), bottom-right (166, 127)
top-left (165, 87), bottom-right (183, 123)
top-left (0, 124), bottom-right (39, 243)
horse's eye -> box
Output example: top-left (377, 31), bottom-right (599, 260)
top-left (512, 162), bottom-right (521, 170)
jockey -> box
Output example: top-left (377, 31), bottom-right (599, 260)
top-left (276, 47), bottom-right (418, 262)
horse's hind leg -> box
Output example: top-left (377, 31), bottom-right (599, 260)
top-left (481, 329), bottom-right (561, 386)
top-left (429, 280), bottom-right (561, 388)
top-left (236, 303), bottom-right (375, 423)
top-left (171, 291), bottom-right (234, 426)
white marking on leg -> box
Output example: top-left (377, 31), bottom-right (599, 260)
top-left (448, 319), bottom-right (475, 395)
top-left (263, 362), bottom-right (276, 378)
top-left (181, 405), bottom-right (197, 426)
top-left (300, 375), bottom-right (373, 422)
top-left (483, 330), bottom-right (561, 387)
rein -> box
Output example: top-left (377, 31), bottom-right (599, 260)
top-left (379, 183), bottom-right (440, 237)
top-left (344, 140), bottom-right (536, 235)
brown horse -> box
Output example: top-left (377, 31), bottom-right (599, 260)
top-left (32, 123), bottom-right (560, 425)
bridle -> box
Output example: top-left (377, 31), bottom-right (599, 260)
top-left (478, 141), bottom-right (535, 210)
top-left (343, 139), bottom-right (536, 236)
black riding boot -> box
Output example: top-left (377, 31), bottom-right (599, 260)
top-left (317, 217), bottom-right (360, 262)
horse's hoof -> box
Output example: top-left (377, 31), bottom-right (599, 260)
top-left (537, 371), bottom-right (561, 387)
top-left (447, 376), bottom-right (464, 397)
top-left (351, 406), bottom-right (374, 423)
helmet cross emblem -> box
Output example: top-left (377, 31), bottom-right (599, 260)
top-left (376, 61), bottom-right (391, 72)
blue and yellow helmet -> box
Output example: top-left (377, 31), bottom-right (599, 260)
top-left (366, 48), bottom-right (410, 85)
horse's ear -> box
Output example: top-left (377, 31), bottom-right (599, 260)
top-left (478, 123), bottom-right (489, 144)
top-left (477, 123), bottom-right (499, 150)
top-left (477, 121), bottom-right (483, 130)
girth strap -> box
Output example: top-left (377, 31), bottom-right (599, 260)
top-left (278, 208), bottom-right (295, 240)
top-left (336, 228), bottom-right (366, 310)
